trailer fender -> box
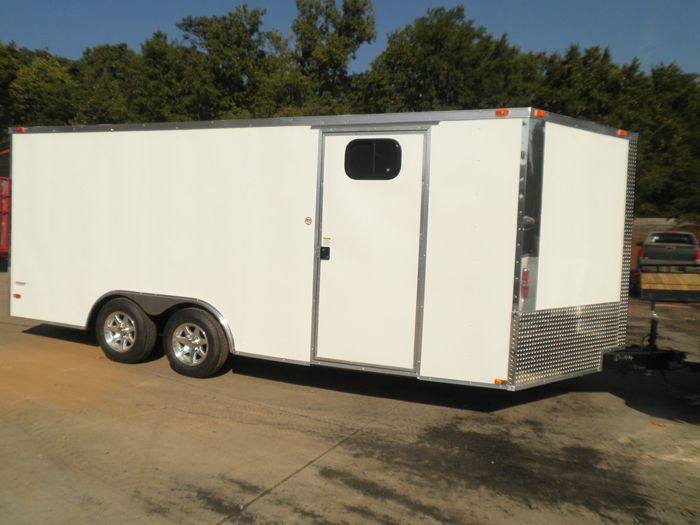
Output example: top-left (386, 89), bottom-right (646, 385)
top-left (87, 291), bottom-right (236, 354)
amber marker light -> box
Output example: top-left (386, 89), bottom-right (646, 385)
top-left (617, 129), bottom-right (628, 138)
top-left (494, 379), bottom-right (508, 385)
top-left (534, 109), bottom-right (547, 119)
top-left (495, 109), bottom-right (510, 117)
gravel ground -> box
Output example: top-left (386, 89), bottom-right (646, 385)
top-left (0, 268), bottom-right (698, 525)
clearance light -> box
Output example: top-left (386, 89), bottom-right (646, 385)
top-left (533, 109), bottom-right (547, 119)
top-left (495, 109), bottom-right (510, 117)
top-left (12, 294), bottom-right (22, 299)
top-left (617, 129), bottom-right (628, 138)
top-left (520, 267), bottom-right (530, 300)
top-left (14, 127), bottom-right (27, 133)
top-left (494, 379), bottom-right (508, 385)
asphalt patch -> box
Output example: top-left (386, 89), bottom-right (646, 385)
top-left (320, 466), bottom-right (459, 524)
top-left (336, 416), bottom-right (652, 522)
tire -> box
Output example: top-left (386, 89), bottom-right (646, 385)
top-left (163, 307), bottom-right (229, 378)
top-left (96, 297), bottom-right (157, 364)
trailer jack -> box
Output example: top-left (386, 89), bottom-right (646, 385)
top-left (604, 301), bottom-right (686, 371)
top-left (642, 301), bottom-right (659, 351)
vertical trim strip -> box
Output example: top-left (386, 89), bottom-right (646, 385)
top-left (520, 119), bottom-right (546, 310)
top-left (310, 130), bottom-right (325, 360)
top-left (511, 119), bottom-right (532, 308)
top-left (508, 118), bottom-right (531, 383)
top-left (413, 128), bottom-right (431, 372)
top-left (616, 136), bottom-right (637, 349)
top-left (510, 118), bottom-right (546, 312)
top-left (508, 117), bottom-right (545, 382)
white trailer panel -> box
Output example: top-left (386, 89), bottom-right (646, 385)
top-left (420, 119), bottom-right (523, 384)
top-left (11, 127), bottom-right (318, 363)
top-left (536, 123), bottom-right (629, 310)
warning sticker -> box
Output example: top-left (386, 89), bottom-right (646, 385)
top-left (322, 236), bottom-right (331, 248)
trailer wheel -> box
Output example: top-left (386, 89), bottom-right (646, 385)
top-left (163, 308), bottom-right (229, 378)
top-left (96, 298), bottom-right (157, 364)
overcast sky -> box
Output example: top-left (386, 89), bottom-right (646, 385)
top-left (1, 0), bottom-right (698, 73)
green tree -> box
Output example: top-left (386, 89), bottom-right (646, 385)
top-left (10, 56), bottom-right (79, 126)
top-left (355, 7), bottom-right (538, 113)
top-left (176, 3), bottom-right (360, 118)
top-left (0, 43), bottom-right (40, 147)
top-left (535, 46), bottom-right (640, 126)
top-left (246, 30), bottom-right (312, 117)
top-left (128, 31), bottom-right (219, 122)
top-left (635, 65), bottom-right (700, 219)
top-left (292, 0), bottom-right (375, 113)
top-left (177, 6), bottom-right (278, 119)
top-left (74, 44), bottom-right (139, 124)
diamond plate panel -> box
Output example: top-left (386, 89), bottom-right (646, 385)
top-left (509, 302), bottom-right (620, 388)
top-left (617, 137), bottom-right (637, 348)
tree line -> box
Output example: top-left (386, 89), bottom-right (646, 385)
top-left (1, 2), bottom-right (698, 219)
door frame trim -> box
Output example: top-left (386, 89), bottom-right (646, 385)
top-left (309, 126), bottom-right (433, 373)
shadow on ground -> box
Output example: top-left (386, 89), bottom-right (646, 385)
top-left (22, 323), bottom-right (700, 424)
top-left (229, 354), bottom-right (700, 424)
top-left (23, 324), bottom-right (96, 346)
top-left (22, 324), bottom-right (166, 363)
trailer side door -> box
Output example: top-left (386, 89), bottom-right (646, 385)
top-left (314, 132), bottom-right (426, 371)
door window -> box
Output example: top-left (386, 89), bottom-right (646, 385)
top-left (344, 139), bottom-right (402, 180)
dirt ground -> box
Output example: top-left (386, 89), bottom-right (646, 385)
top-left (0, 268), bottom-right (698, 525)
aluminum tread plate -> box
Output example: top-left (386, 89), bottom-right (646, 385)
top-left (510, 302), bottom-right (620, 387)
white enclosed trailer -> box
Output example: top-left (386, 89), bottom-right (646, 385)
top-left (8, 108), bottom-right (636, 389)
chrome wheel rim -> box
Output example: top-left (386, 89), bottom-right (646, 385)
top-left (172, 323), bottom-right (208, 366)
top-left (103, 311), bottom-right (137, 353)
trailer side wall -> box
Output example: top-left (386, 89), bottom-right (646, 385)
top-left (420, 119), bottom-right (523, 384)
top-left (11, 127), bottom-right (318, 362)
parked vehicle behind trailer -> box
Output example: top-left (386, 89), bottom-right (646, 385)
top-left (637, 231), bottom-right (699, 271)
top-left (8, 108), bottom-right (636, 390)
top-left (637, 230), bottom-right (700, 302)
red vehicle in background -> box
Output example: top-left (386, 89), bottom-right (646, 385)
top-left (0, 149), bottom-right (9, 259)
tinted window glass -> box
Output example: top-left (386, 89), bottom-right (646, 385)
top-left (345, 139), bottom-right (401, 180)
top-left (649, 233), bottom-right (695, 244)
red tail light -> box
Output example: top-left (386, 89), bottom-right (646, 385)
top-left (638, 247), bottom-right (645, 259)
top-left (695, 248), bottom-right (700, 263)
top-left (520, 268), bottom-right (529, 300)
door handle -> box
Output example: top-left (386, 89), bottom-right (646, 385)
top-left (320, 247), bottom-right (330, 261)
